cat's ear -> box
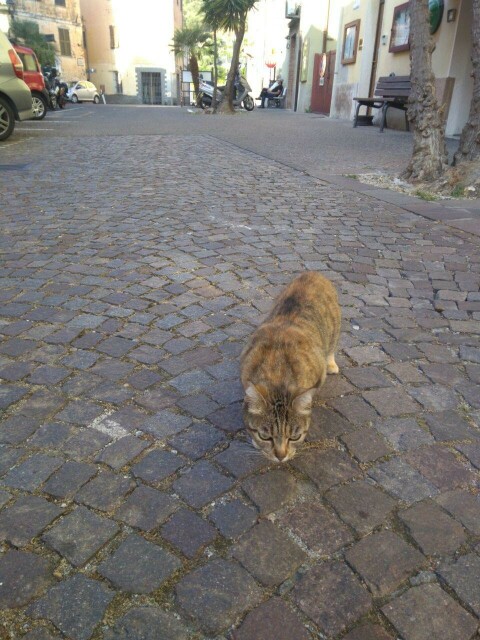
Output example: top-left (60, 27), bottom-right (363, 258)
top-left (292, 388), bottom-right (315, 415)
top-left (244, 383), bottom-right (267, 415)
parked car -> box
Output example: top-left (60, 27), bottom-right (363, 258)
top-left (13, 43), bottom-right (49, 119)
top-left (0, 32), bottom-right (33, 141)
top-left (68, 81), bottom-right (101, 104)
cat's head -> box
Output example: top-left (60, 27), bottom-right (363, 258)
top-left (243, 382), bottom-right (315, 462)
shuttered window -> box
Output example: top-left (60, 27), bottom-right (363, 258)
top-left (58, 28), bottom-right (71, 56)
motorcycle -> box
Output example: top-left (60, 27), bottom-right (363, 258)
top-left (198, 75), bottom-right (255, 111)
top-left (55, 80), bottom-right (69, 109)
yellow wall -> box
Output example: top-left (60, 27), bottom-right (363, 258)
top-left (13, 0), bottom-right (86, 82)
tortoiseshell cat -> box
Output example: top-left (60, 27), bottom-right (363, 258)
top-left (241, 272), bottom-right (341, 462)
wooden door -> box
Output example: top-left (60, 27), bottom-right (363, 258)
top-left (311, 51), bottom-right (336, 114)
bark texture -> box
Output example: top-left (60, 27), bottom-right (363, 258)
top-left (402, 0), bottom-right (448, 182)
top-left (453, 0), bottom-right (480, 165)
top-left (189, 54), bottom-right (201, 106)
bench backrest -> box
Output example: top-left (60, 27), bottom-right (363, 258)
top-left (374, 75), bottom-right (411, 98)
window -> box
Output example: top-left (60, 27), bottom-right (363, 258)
top-left (17, 52), bottom-right (39, 72)
top-left (109, 25), bottom-right (119, 49)
top-left (58, 28), bottom-right (71, 56)
top-left (55, 0), bottom-right (66, 5)
top-left (341, 19), bottom-right (360, 65)
top-left (389, 3), bottom-right (410, 52)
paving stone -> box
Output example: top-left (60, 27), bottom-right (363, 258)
top-left (399, 499), bottom-right (467, 556)
top-left (176, 394), bottom-right (220, 418)
top-left (0, 384), bottom-right (29, 409)
top-left (342, 426), bottom-right (392, 461)
top-left (407, 384), bottom-right (459, 411)
top-left (215, 440), bottom-right (270, 477)
top-left (343, 366), bottom-right (393, 389)
top-left (425, 410), bottom-right (480, 441)
top-left (292, 561), bottom-right (372, 637)
top-left (96, 336), bottom-right (135, 357)
top-left (0, 360), bottom-right (34, 381)
top-left (342, 623), bottom-right (394, 640)
top-left (382, 583), bottom-right (477, 640)
top-left (98, 533), bottom-right (181, 593)
top-left (404, 446), bottom-right (474, 491)
top-left (0, 549), bottom-right (53, 609)
top-left (29, 365), bottom-right (71, 385)
top-left (0, 489), bottom-right (11, 508)
top-left (43, 506), bottom-right (119, 567)
top-left (0, 445), bottom-right (25, 477)
top-left (242, 469), bottom-right (298, 515)
top-left (209, 499), bottom-right (258, 539)
top-left (126, 368), bottom-right (162, 390)
top-left (173, 460), bottom-right (233, 508)
top-left (103, 606), bottom-right (189, 640)
top-left (140, 410), bottom-right (192, 439)
top-left (307, 406), bottom-right (356, 441)
top-left (55, 400), bottom-right (104, 426)
top-left (329, 395), bottom-right (378, 425)
top-left (27, 574), bottom-right (114, 640)
top-left (345, 345), bottom-right (389, 365)
top-left (231, 520), bottom-right (306, 586)
top-left (209, 401), bottom-right (244, 432)
top-left (368, 458), bottom-right (439, 503)
top-left (1, 452), bottom-right (63, 490)
top-left (0, 496), bottom-right (63, 546)
top-left (363, 388), bottom-right (420, 417)
top-left (175, 558), bottom-right (262, 635)
top-left (374, 417), bottom-right (434, 451)
top-left (115, 485), bottom-right (179, 530)
top-left (168, 422), bottom-right (225, 459)
top-left (437, 553), bottom-right (480, 616)
top-left (386, 362), bottom-right (427, 383)
top-left (345, 530), bottom-right (426, 597)
top-left (63, 429), bottom-right (111, 460)
top-left (233, 596), bottom-right (311, 640)
top-left (132, 449), bottom-right (187, 484)
top-left (27, 422), bottom-right (75, 449)
top-left (95, 435), bottom-right (149, 470)
top-left (22, 629), bottom-right (62, 640)
top-left (456, 442), bottom-right (480, 469)
top-left (278, 498), bottom-right (353, 555)
top-left (75, 471), bottom-right (134, 512)
top-left (161, 508), bottom-right (216, 558)
top-left (43, 461), bottom-right (97, 498)
top-left (291, 448), bottom-right (361, 493)
top-left (435, 490), bottom-right (480, 535)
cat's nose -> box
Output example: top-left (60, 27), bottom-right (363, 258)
top-left (275, 448), bottom-right (288, 462)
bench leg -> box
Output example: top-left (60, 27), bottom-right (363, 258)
top-left (353, 101), bottom-right (362, 128)
top-left (379, 103), bottom-right (388, 132)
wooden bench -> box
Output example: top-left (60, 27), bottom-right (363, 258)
top-left (267, 87), bottom-right (287, 108)
top-left (353, 75), bottom-right (411, 132)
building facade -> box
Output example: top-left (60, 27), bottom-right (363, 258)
top-left (330, 0), bottom-right (472, 136)
top-left (80, 0), bottom-right (182, 104)
top-left (6, 0), bottom-right (86, 82)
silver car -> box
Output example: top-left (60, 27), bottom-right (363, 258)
top-left (68, 80), bottom-right (101, 104)
top-left (0, 31), bottom-right (33, 141)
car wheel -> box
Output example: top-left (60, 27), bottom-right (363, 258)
top-left (71, 94), bottom-right (79, 103)
top-left (32, 94), bottom-right (47, 120)
top-left (0, 97), bottom-right (15, 142)
top-left (93, 95), bottom-right (100, 104)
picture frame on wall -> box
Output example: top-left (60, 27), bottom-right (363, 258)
top-left (389, 2), bottom-right (410, 52)
top-left (342, 19), bottom-right (360, 65)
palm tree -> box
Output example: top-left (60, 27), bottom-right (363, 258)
top-left (201, 0), bottom-right (259, 113)
top-left (201, 0), bottom-right (222, 111)
top-left (170, 26), bottom-right (211, 106)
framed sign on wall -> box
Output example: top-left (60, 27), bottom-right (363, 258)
top-left (342, 19), bottom-right (360, 64)
top-left (389, 2), bottom-right (410, 53)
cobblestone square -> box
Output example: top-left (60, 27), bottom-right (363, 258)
top-left (0, 107), bottom-right (479, 638)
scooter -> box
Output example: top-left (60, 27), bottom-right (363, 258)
top-left (198, 75), bottom-right (255, 111)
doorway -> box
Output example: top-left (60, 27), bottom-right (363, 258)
top-left (141, 72), bottom-right (162, 104)
top-left (311, 51), bottom-right (336, 114)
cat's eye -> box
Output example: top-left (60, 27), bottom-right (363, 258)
top-left (289, 433), bottom-right (304, 442)
top-left (257, 433), bottom-right (273, 442)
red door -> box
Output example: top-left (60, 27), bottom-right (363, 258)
top-left (311, 51), bottom-right (336, 115)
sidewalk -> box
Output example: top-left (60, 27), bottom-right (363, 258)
top-left (0, 116), bottom-right (479, 640)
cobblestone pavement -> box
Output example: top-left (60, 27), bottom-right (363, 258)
top-left (1, 128), bottom-right (480, 640)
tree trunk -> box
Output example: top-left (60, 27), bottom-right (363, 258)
top-left (189, 54), bottom-right (201, 106)
top-left (212, 29), bottom-right (218, 112)
top-left (453, 0), bottom-right (480, 165)
top-left (218, 19), bottom-right (246, 114)
top-left (401, 0), bottom-right (448, 182)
